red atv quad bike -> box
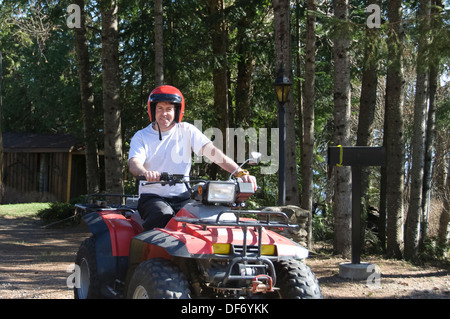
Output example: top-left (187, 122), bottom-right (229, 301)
top-left (73, 153), bottom-right (321, 299)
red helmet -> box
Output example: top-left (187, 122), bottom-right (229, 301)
top-left (147, 85), bottom-right (185, 123)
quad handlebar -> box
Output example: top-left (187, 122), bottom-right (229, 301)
top-left (137, 173), bottom-right (188, 186)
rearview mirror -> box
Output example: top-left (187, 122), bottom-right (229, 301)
top-left (228, 152), bottom-right (262, 180)
top-left (248, 152), bottom-right (262, 165)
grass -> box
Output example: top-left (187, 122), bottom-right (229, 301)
top-left (0, 203), bottom-right (51, 218)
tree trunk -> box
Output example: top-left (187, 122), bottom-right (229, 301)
top-left (235, 2), bottom-right (256, 127)
top-left (101, 0), bottom-right (123, 194)
top-left (0, 52), bottom-right (3, 203)
top-left (301, 0), bottom-right (316, 214)
top-left (154, 0), bottom-right (164, 86)
top-left (421, 0), bottom-right (442, 247)
top-left (235, 58), bottom-right (255, 127)
top-left (405, 0), bottom-right (431, 261)
top-left (356, 0), bottom-right (380, 247)
top-left (421, 64), bottom-right (435, 247)
top-left (357, 0), bottom-right (380, 181)
top-left (384, 0), bottom-right (405, 259)
top-left (332, 0), bottom-right (352, 257)
top-left (273, 0), bottom-right (299, 206)
top-left (209, 0), bottom-right (228, 141)
top-left (438, 169), bottom-right (450, 245)
top-left (295, 0), bottom-right (303, 182)
top-left (74, 0), bottom-right (100, 194)
top-left (433, 130), bottom-right (449, 201)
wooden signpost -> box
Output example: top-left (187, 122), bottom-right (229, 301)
top-left (328, 146), bottom-right (385, 278)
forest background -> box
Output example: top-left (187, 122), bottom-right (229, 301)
top-left (0, 0), bottom-right (449, 262)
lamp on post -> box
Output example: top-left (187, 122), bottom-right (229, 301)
top-left (274, 66), bottom-right (291, 206)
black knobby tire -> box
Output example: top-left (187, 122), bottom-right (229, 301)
top-left (74, 237), bottom-right (101, 299)
top-left (275, 259), bottom-right (322, 299)
top-left (127, 258), bottom-right (191, 299)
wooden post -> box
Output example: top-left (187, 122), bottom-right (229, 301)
top-left (66, 151), bottom-right (73, 202)
top-left (0, 52), bottom-right (3, 203)
top-left (328, 146), bottom-right (385, 264)
top-left (352, 166), bottom-right (361, 264)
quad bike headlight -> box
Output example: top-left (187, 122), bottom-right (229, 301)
top-left (213, 243), bottom-right (231, 255)
top-left (205, 182), bottom-right (236, 204)
top-left (261, 245), bottom-right (276, 256)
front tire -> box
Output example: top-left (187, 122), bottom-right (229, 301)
top-left (275, 259), bottom-right (322, 299)
top-left (126, 258), bottom-right (190, 299)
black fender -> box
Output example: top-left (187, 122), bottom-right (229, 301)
top-left (82, 212), bottom-right (136, 292)
top-left (128, 229), bottom-right (215, 266)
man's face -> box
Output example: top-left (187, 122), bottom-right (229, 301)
top-left (154, 101), bottom-right (175, 131)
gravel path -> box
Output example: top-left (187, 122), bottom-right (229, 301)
top-left (0, 216), bottom-right (449, 299)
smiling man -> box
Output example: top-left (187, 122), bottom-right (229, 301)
top-left (128, 85), bottom-right (257, 231)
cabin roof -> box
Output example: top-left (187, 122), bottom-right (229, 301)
top-left (2, 132), bottom-right (83, 153)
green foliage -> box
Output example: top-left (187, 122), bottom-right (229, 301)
top-left (364, 228), bottom-right (384, 255)
top-left (436, 89), bottom-right (450, 130)
top-left (312, 214), bottom-right (334, 242)
top-left (1, 0), bottom-right (449, 255)
top-left (418, 238), bottom-right (450, 262)
top-left (0, 1), bottom-right (81, 135)
top-left (36, 202), bottom-right (75, 223)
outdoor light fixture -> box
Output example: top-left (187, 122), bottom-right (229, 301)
top-left (274, 66), bottom-right (292, 104)
top-left (274, 65), bottom-right (292, 206)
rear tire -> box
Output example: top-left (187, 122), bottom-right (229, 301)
top-left (74, 237), bottom-right (101, 299)
top-left (275, 259), bottom-right (322, 299)
top-left (126, 258), bottom-right (190, 299)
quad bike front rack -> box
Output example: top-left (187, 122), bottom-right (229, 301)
top-left (175, 210), bottom-right (298, 293)
top-left (175, 209), bottom-right (298, 258)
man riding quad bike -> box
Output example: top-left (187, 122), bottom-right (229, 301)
top-left (73, 154), bottom-right (322, 299)
top-left (73, 85), bottom-right (321, 299)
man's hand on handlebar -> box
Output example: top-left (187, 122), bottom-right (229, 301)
top-left (142, 170), bottom-right (161, 182)
top-left (138, 172), bottom-right (186, 183)
top-left (240, 174), bottom-right (258, 192)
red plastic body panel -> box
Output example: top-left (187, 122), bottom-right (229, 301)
top-left (98, 211), bottom-right (142, 257)
top-left (138, 240), bottom-right (171, 261)
top-left (98, 205), bottom-right (301, 262)
top-left (163, 207), bottom-right (299, 257)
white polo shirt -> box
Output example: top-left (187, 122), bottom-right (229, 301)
top-left (128, 122), bottom-right (211, 197)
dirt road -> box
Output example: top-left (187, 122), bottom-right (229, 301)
top-left (0, 216), bottom-right (449, 299)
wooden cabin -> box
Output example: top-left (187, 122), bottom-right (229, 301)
top-left (2, 133), bottom-right (87, 203)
